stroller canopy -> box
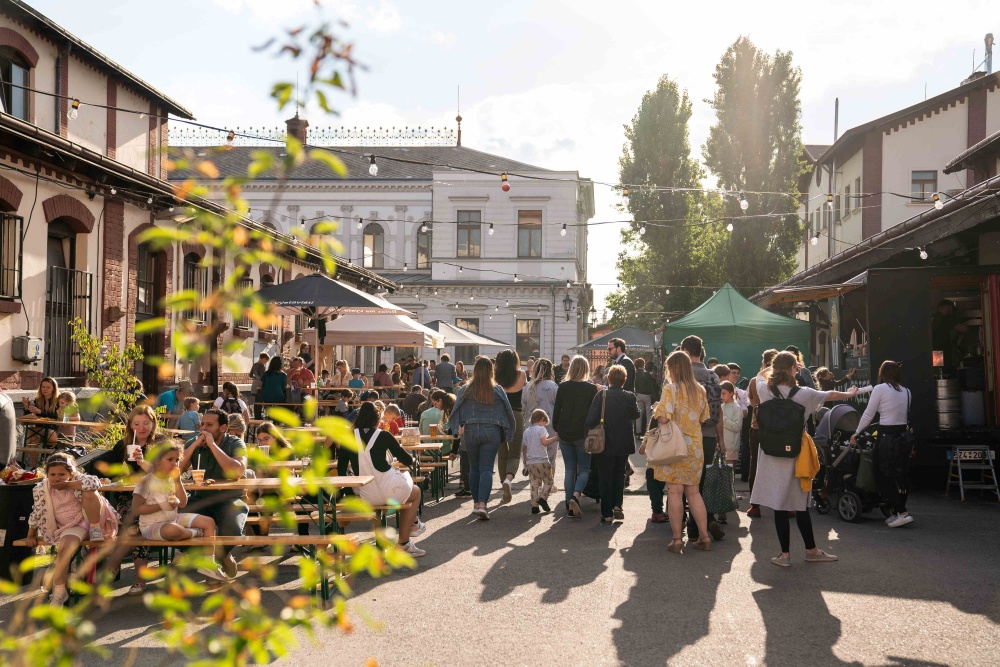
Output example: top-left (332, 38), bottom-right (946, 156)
top-left (814, 404), bottom-right (861, 447)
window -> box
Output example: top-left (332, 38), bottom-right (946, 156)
top-left (834, 194), bottom-right (841, 224)
top-left (844, 185), bottom-right (851, 217)
top-left (416, 227), bottom-right (431, 269)
top-left (456, 210), bottom-right (481, 258)
top-left (363, 223), bottom-right (384, 269)
top-left (517, 210), bottom-right (542, 258)
top-left (911, 170), bottom-right (937, 201)
top-left (182, 252), bottom-right (209, 324)
top-left (260, 274), bottom-right (277, 332)
top-left (0, 48), bottom-right (29, 121)
top-left (854, 177), bottom-right (861, 210)
top-left (516, 319), bottom-right (541, 361)
top-left (235, 276), bottom-right (253, 329)
top-left (0, 212), bottom-right (23, 298)
top-left (454, 317), bottom-right (480, 365)
top-left (135, 244), bottom-right (158, 318)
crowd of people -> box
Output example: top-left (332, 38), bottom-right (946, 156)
top-left (17, 330), bottom-right (921, 607)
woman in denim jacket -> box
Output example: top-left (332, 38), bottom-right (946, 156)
top-left (450, 357), bottom-right (515, 519)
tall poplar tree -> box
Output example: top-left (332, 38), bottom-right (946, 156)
top-left (703, 36), bottom-right (806, 290)
top-left (607, 75), bottom-right (722, 329)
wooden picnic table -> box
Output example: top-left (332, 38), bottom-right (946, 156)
top-left (97, 475), bottom-right (370, 494)
top-left (254, 459), bottom-right (338, 472)
top-left (420, 434), bottom-right (457, 441)
top-left (18, 416), bottom-right (110, 429)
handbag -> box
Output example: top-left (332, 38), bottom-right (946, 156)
top-left (855, 448), bottom-right (879, 493)
top-left (702, 449), bottom-right (738, 514)
top-left (643, 389), bottom-right (688, 465)
top-left (584, 390), bottom-right (606, 455)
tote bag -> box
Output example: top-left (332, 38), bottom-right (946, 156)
top-left (703, 450), bottom-right (738, 514)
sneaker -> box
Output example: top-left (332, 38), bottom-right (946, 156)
top-left (708, 521), bottom-right (725, 541)
top-left (455, 488), bottom-right (472, 498)
top-left (473, 503), bottom-right (489, 520)
top-left (746, 505), bottom-right (761, 518)
top-left (50, 587), bottom-right (70, 606)
top-left (884, 513), bottom-right (897, 525)
top-left (198, 562), bottom-right (229, 582)
top-left (401, 541), bottom-right (426, 557)
top-left (189, 527), bottom-right (205, 538)
top-left (887, 513), bottom-right (914, 528)
top-left (805, 549), bottom-right (839, 562)
top-left (501, 479), bottom-right (513, 504)
top-left (568, 497), bottom-right (583, 518)
top-left (530, 506), bottom-right (540, 515)
top-left (411, 520), bottom-right (427, 538)
top-left (649, 513), bottom-right (667, 523)
top-left (88, 526), bottom-right (104, 542)
top-left (771, 555), bottom-right (792, 568)
top-left (220, 553), bottom-right (238, 579)
top-left (613, 507), bottom-right (624, 521)
top-left (538, 498), bottom-right (550, 513)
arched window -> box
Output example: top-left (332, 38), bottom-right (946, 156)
top-left (416, 226), bottom-right (431, 269)
top-left (182, 252), bottom-right (209, 324)
top-left (363, 223), bottom-right (384, 269)
top-left (0, 48), bottom-right (29, 121)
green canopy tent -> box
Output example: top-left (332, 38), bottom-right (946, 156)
top-left (660, 284), bottom-right (811, 377)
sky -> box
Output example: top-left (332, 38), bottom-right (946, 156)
top-left (34, 0), bottom-right (999, 315)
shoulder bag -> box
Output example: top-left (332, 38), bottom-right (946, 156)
top-left (642, 384), bottom-right (688, 465)
top-left (703, 449), bottom-right (739, 514)
top-left (584, 390), bottom-right (606, 455)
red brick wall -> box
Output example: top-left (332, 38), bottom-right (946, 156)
top-left (59, 54), bottom-right (68, 138)
top-left (101, 199), bottom-right (124, 346)
top-left (147, 102), bottom-right (158, 175)
top-left (41, 194), bottom-right (95, 233)
top-left (106, 80), bottom-right (117, 159)
top-left (861, 130), bottom-right (883, 240)
top-left (0, 173), bottom-right (24, 211)
top-left (0, 370), bottom-right (43, 391)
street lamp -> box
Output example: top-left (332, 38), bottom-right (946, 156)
top-left (589, 305), bottom-right (598, 328)
top-left (563, 294), bottom-right (574, 321)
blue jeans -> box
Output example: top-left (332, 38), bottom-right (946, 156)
top-left (559, 439), bottom-right (591, 506)
top-left (464, 424), bottom-right (503, 503)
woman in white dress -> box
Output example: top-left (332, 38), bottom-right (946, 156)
top-left (751, 351), bottom-right (857, 567)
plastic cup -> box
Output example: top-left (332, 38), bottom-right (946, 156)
top-left (258, 445), bottom-right (270, 458)
top-left (190, 469), bottom-right (205, 485)
top-left (126, 444), bottom-right (140, 461)
top-left (429, 424), bottom-right (438, 437)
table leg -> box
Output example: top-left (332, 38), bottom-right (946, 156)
top-left (317, 487), bottom-right (329, 603)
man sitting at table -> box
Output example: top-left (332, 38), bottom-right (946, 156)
top-left (400, 385), bottom-right (425, 421)
top-left (156, 380), bottom-right (193, 424)
top-left (179, 407), bottom-right (248, 579)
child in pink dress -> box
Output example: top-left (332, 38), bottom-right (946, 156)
top-left (26, 452), bottom-right (119, 606)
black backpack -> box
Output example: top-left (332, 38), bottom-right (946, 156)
top-left (757, 386), bottom-right (805, 458)
top-left (220, 396), bottom-right (243, 415)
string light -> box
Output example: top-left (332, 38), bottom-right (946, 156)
top-left (459, 265), bottom-right (463, 273)
top-left (109, 188), bottom-right (116, 195)
top-left (356, 218), bottom-right (363, 231)
top-left (726, 222), bottom-right (734, 232)
top-left (368, 155), bottom-right (378, 176)
top-left (932, 193), bottom-right (943, 210)
top-left (434, 288), bottom-right (438, 296)
top-left (665, 288), bottom-right (670, 295)
top-left (505, 299), bottom-right (509, 307)
top-left (489, 313), bottom-right (493, 320)
top-left (622, 186), bottom-right (630, 197)
top-left (826, 193), bottom-right (834, 209)
top-left (225, 130), bottom-right (235, 149)
top-left (403, 263), bottom-right (408, 272)
top-left (811, 230), bottom-right (819, 246)
top-left (513, 274), bottom-right (520, 282)
top-left (139, 112), bottom-right (145, 119)
top-left (300, 216), bottom-right (306, 227)
top-left (470, 294), bottom-right (474, 300)
top-left (566, 280), bottom-right (571, 288)
top-left (495, 305), bottom-right (499, 311)
top-left (68, 99), bottom-right (80, 120)
top-left (561, 224), bottom-right (567, 236)
top-left (489, 223), bottom-right (494, 235)
top-left (739, 192), bottom-right (749, 211)
top-left (419, 222), bottom-right (428, 233)
top-left (146, 196), bottom-right (153, 204)
top-left (501, 172), bottom-right (510, 192)
top-left (918, 247), bottom-right (928, 260)
top-left (639, 225), bottom-right (647, 235)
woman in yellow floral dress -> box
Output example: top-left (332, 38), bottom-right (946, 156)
top-left (650, 350), bottom-right (713, 554)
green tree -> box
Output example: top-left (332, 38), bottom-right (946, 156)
top-left (703, 36), bottom-right (806, 291)
top-left (608, 75), bottom-right (722, 328)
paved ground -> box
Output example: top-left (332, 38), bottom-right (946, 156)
top-left (5, 455), bottom-right (999, 666)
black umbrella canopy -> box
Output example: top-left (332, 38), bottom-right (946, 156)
top-left (257, 273), bottom-right (411, 317)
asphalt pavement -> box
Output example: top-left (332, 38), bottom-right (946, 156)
top-left (7, 455), bottom-right (998, 667)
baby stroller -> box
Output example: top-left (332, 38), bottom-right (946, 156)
top-left (813, 404), bottom-right (889, 522)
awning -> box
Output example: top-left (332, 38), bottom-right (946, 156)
top-left (756, 282), bottom-right (862, 307)
top-left (322, 314), bottom-right (445, 348)
top-left (423, 321), bottom-right (511, 347)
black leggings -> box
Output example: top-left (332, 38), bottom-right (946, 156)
top-left (774, 509), bottom-right (816, 553)
top-left (873, 426), bottom-right (909, 514)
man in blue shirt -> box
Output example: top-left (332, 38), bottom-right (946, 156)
top-left (156, 380), bottom-right (193, 423)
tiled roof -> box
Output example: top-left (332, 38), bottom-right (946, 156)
top-left (803, 144), bottom-right (831, 162)
top-left (168, 145), bottom-right (552, 181)
top-left (944, 127), bottom-right (1000, 174)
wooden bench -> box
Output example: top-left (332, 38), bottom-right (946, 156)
top-left (246, 501), bottom-right (415, 531)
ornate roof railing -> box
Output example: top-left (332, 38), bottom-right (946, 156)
top-left (169, 126), bottom-right (457, 147)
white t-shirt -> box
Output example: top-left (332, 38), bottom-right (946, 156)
top-left (522, 424), bottom-right (550, 465)
top-left (755, 378), bottom-right (828, 424)
top-left (134, 474), bottom-right (179, 531)
top-left (214, 396), bottom-right (249, 413)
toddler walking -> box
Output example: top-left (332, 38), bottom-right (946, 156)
top-left (522, 409), bottom-right (559, 514)
top-left (26, 452), bottom-right (119, 606)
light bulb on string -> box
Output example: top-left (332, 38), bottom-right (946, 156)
top-left (726, 222), bottom-right (734, 232)
top-left (501, 172), bottom-right (510, 192)
top-left (300, 217), bottom-right (306, 227)
top-left (566, 280), bottom-right (571, 288)
top-left (356, 218), bottom-right (363, 231)
top-left (918, 247), bottom-right (928, 260)
top-left (368, 156), bottom-right (378, 176)
top-left (560, 224), bottom-right (567, 236)
top-left (622, 186), bottom-right (630, 197)
top-left (932, 193), bottom-right (943, 210)
top-left (639, 225), bottom-right (647, 235)
top-left (513, 274), bottom-right (520, 283)
top-left (826, 193), bottom-right (833, 209)
top-left (109, 188), bottom-right (116, 195)
top-left (419, 222), bottom-right (428, 233)
top-left (811, 231), bottom-right (820, 246)
top-left (434, 288), bottom-right (438, 296)
top-left (488, 223), bottom-right (494, 235)
top-left (146, 196), bottom-right (153, 205)
top-left (470, 294), bottom-right (474, 300)
top-left (403, 263), bottom-right (408, 272)
top-left (459, 265), bottom-right (463, 273)
top-left (505, 299), bottom-right (509, 307)
top-left (68, 99), bottom-right (80, 120)
top-left (489, 313), bottom-right (493, 320)
top-left (739, 192), bottom-right (749, 211)
top-left (139, 112), bottom-right (145, 119)
top-left (665, 288), bottom-right (670, 295)
top-left (225, 130), bottom-right (235, 149)
top-left (495, 305), bottom-right (499, 312)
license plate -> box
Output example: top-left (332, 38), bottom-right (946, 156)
top-left (953, 449), bottom-right (997, 460)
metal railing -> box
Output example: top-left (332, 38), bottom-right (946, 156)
top-left (0, 213), bottom-right (22, 299)
top-left (45, 267), bottom-right (93, 380)
top-left (169, 125), bottom-right (457, 147)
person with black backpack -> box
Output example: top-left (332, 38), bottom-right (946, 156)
top-left (213, 381), bottom-right (251, 426)
top-left (679, 336), bottom-right (726, 542)
top-left (752, 351), bottom-right (857, 567)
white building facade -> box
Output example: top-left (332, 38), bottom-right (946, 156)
top-left (177, 120), bottom-right (596, 370)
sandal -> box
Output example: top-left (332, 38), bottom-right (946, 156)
top-left (127, 582), bottom-right (146, 596)
top-left (600, 517), bottom-right (614, 525)
top-left (690, 537), bottom-right (712, 552)
top-left (667, 538), bottom-right (684, 554)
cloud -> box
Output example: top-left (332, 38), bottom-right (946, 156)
top-left (365, 1), bottom-right (403, 33)
top-left (429, 31), bottom-right (458, 48)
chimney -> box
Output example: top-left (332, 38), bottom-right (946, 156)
top-left (285, 112), bottom-right (309, 145)
top-left (987, 33), bottom-right (994, 75)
